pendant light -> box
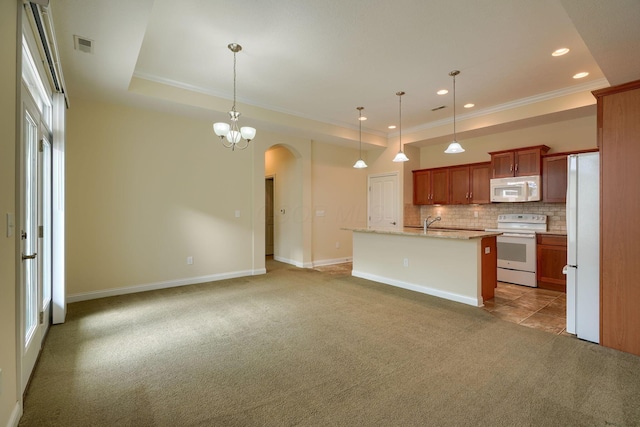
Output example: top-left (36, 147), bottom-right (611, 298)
top-left (392, 91), bottom-right (409, 162)
top-left (444, 70), bottom-right (465, 154)
top-left (213, 43), bottom-right (256, 151)
top-left (353, 107), bottom-right (368, 169)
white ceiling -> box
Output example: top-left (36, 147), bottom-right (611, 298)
top-left (48, 0), bottom-right (640, 148)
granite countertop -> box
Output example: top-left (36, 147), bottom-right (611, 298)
top-left (346, 227), bottom-right (502, 240)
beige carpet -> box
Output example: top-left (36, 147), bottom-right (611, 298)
top-left (20, 259), bottom-right (640, 426)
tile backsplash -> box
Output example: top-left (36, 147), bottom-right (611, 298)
top-left (404, 202), bottom-right (566, 232)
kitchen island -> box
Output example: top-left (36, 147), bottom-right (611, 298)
top-left (347, 228), bottom-right (501, 307)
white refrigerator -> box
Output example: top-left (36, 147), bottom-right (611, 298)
top-left (565, 152), bottom-right (599, 343)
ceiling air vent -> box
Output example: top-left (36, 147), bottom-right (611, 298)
top-left (73, 35), bottom-right (94, 54)
top-left (431, 105), bottom-right (446, 112)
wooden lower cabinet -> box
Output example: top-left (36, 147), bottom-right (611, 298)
top-left (536, 234), bottom-right (567, 292)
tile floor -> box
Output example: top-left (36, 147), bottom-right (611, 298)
top-left (483, 282), bottom-right (568, 335)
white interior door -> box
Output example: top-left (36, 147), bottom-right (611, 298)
top-left (368, 173), bottom-right (399, 229)
top-left (20, 87), bottom-right (51, 393)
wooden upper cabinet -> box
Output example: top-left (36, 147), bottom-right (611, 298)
top-left (542, 154), bottom-right (568, 203)
top-left (449, 166), bottom-right (470, 204)
top-left (490, 152), bottom-right (515, 178)
top-left (448, 163), bottom-right (490, 205)
top-left (431, 168), bottom-right (449, 205)
top-left (489, 145), bottom-right (549, 178)
top-left (413, 168), bottom-right (449, 205)
top-left (413, 170), bottom-right (431, 205)
top-left (470, 163), bottom-right (491, 204)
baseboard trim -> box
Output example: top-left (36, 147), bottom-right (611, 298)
top-left (7, 401), bottom-right (21, 427)
top-left (352, 270), bottom-right (480, 307)
top-left (67, 269), bottom-right (257, 303)
top-left (273, 256), bottom-right (305, 268)
top-left (312, 257), bottom-right (352, 268)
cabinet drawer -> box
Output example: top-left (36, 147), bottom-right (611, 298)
top-left (536, 234), bottom-right (567, 246)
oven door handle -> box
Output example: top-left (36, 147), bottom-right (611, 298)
top-left (500, 233), bottom-right (536, 238)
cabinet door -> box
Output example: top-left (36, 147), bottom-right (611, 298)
top-left (536, 235), bottom-right (567, 292)
top-left (413, 170), bottom-right (431, 205)
top-left (470, 163), bottom-right (490, 204)
top-left (491, 152), bottom-right (514, 178)
top-left (542, 155), bottom-right (568, 203)
top-left (431, 168), bottom-right (449, 205)
top-left (515, 148), bottom-right (543, 176)
top-left (449, 166), bottom-right (470, 204)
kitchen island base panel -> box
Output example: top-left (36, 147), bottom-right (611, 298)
top-left (352, 270), bottom-right (481, 306)
top-left (352, 231), bottom-right (493, 307)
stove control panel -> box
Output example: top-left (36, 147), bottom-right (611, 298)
top-left (497, 214), bottom-right (547, 224)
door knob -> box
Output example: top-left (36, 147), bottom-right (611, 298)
top-left (22, 252), bottom-right (37, 261)
top-left (391, 222), bottom-right (397, 225)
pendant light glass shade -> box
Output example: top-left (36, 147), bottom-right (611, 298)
top-left (353, 159), bottom-right (368, 169)
top-left (445, 70), bottom-right (465, 154)
top-left (393, 151), bottom-right (410, 162)
top-left (392, 91), bottom-right (409, 162)
top-left (445, 141), bottom-right (465, 153)
top-left (353, 107), bottom-right (368, 169)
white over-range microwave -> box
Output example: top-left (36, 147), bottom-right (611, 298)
top-left (490, 175), bottom-right (541, 202)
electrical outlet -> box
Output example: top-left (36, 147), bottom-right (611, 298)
top-left (403, 258), bottom-right (409, 267)
top-left (474, 211), bottom-right (479, 218)
top-left (335, 241), bottom-right (340, 248)
top-left (187, 256), bottom-right (193, 265)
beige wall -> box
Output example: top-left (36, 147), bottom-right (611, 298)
top-left (310, 142), bottom-right (367, 263)
top-left (67, 98), bottom-right (372, 296)
top-left (418, 115), bottom-right (597, 168)
top-left (66, 99), bottom-right (256, 297)
top-left (1, 1), bottom-right (18, 425)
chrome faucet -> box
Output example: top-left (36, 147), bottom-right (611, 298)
top-left (424, 215), bottom-right (442, 232)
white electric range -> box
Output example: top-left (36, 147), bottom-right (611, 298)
top-left (486, 214), bottom-right (547, 287)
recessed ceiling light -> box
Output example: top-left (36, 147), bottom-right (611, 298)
top-left (573, 72), bottom-right (589, 79)
top-left (464, 103), bottom-right (475, 108)
top-left (388, 125), bottom-right (396, 129)
top-left (552, 48), bottom-right (570, 57)
top-left (437, 89), bottom-right (448, 95)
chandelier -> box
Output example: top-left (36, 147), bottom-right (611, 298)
top-left (392, 91), bottom-right (409, 162)
top-left (213, 43), bottom-right (256, 150)
top-left (444, 70), bottom-right (465, 154)
top-left (353, 107), bottom-right (368, 169)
